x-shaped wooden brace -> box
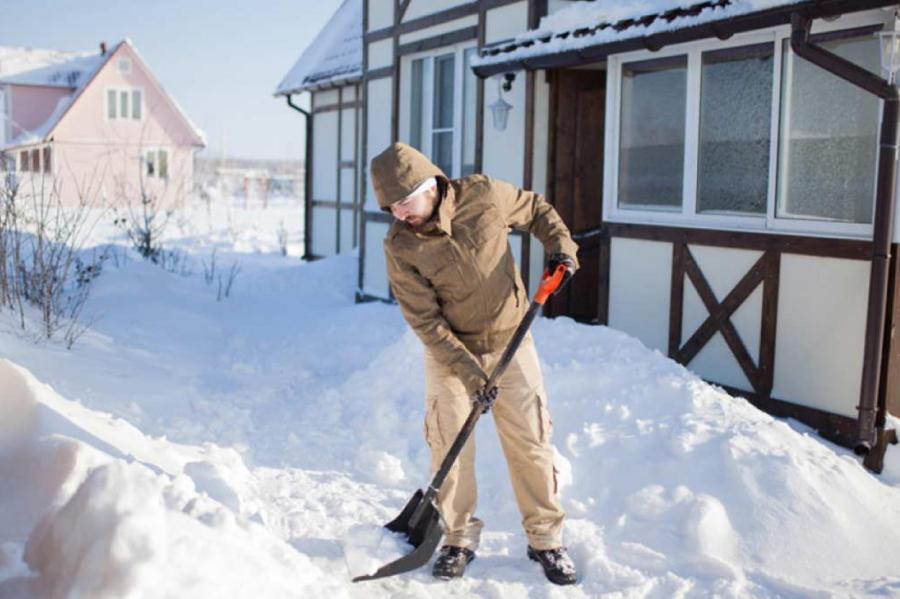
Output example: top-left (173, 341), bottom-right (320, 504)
top-left (670, 245), bottom-right (779, 396)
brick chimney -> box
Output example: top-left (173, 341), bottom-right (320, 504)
top-left (100, 42), bottom-right (107, 55)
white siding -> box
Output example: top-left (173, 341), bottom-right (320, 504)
top-left (773, 255), bottom-right (870, 418)
top-left (368, 39), bottom-right (393, 70)
top-left (312, 111), bottom-right (338, 201)
top-left (368, 1), bottom-right (393, 31)
top-left (404, 0), bottom-right (468, 20)
top-left (312, 205), bottom-right (337, 256)
top-left (482, 70), bottom-right (525, 187)
top-left (366, 77), bottom-right (392, 210)
top-left (608, 238), bottom-right (672, 353)
top-left (532, 70), bottom-right (550, 196)
top-left (485, 1), bottom-right (528, 44)
top-left (340, 167), bottom-right (356, 205)
top-left (363, 220), bottom-right (391, 298)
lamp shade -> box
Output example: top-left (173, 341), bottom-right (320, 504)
top-left (489, 96), bottom-right (513, 131)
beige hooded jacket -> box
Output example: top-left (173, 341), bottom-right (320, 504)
top-left (372, 143), bottom-right (579, 395)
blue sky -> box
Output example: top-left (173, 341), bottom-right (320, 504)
top-left (1, 0), bottom-right (344, 161)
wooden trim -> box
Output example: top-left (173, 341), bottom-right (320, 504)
top-left (311, 200), bottom-right (340, 208)
top-left (391, 0), bottom-right (401, 142)
top-left (340, 160), bottom-right (356, 168)
top-left (880, 244), bottom-right (900, 418)
top-left (474, 6), bottom-right (486, 174)
top-left (521, 3), bottom-right (536, 293)
top-left (398, 26), bottom-right (478, 56)
top-left (353, 83), bottom-right (361, 248)
top-left (366, 66), bottom-right (394, 80)
top-left (313, 100), bottom-right (362, 114)
top-left (759, 250), bottom-right (781, 396)
top-left (398, 0), bottom-right (411, 21)
top-left (605, 222), bottom-right (872, 260)
top-left (668, 242), bottom-right (686, 358)
top-left (335, 86), bottom-right (343, 253)
top-left (358, 0), bottom-right (370, 302)
top-left (598, 234), bottom-right (610, 325)
top-left (718, 384), bottom-right (860, 448)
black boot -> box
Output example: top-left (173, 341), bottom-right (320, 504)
top-left (527, 545), bottom-right (577, 585)
top-left (432, 545), bottom-right (475, 580)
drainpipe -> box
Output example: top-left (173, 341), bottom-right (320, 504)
top-left (286, 94), bottom-right (313, 261)
top-left (791, 13), bottom-right (899, 454)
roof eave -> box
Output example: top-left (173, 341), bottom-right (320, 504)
top-left (473, 0), bottom-right (897, 78)
top-left (274, 72), bottom-right (363, 97)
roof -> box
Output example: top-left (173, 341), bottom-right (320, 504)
top-left (0, 46), bottom-right (107, 88)
top-left (1, 40), bottom-right (205, 150)
top-left (274, 0), bottom-right (363, 96)
top-left (472, 0), bottom-right (896, 77)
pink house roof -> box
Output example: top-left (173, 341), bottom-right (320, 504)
top-left (1, 40), bottom-right (205, 150)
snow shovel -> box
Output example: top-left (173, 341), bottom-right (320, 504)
top-left (352, 264), bottom-right (570, 583)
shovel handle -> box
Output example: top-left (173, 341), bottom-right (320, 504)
top-left (535, 264), bottom-right (569, 305)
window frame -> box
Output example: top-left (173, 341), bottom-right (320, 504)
top-left (399, 41), bottom-right (477, 179)
top-left (603, 12), bottom-right (890, 240)
top-left (143, 147), bottom-right (169, 180)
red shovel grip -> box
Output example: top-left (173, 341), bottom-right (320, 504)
top-left (535, 264), bottom-right (568, 305)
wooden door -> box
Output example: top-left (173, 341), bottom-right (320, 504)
top-left (546, 69), bottom-right (606, 323)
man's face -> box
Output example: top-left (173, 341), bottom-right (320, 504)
top-left (390, 181), bottom-right (438, 227)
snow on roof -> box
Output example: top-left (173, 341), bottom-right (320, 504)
top-left (274, 0), bottom-right (362, 96)
top-left (472, 0), bottom-right (884, 74)
top-left (0, 46), bottom-right (106, 88)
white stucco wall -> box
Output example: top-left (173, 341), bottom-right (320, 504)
top-left (485, 1), bottom-right (528, 44)
top-left (365, 77), bottom-right (392, 211)
top-left (608, 238), bottom-right (672, 353)
top-left (773, 254), bottom-right (870, 418)
top-left (368, 1), bottom-right (393, 31)
top-left (340, 208), bottom-right (355, 253)
top-left (312, 111), bottom-right (338, 201)
top-left (404, 0), bottom-right (468, 21)
top-left (313, 89), bottom-right (339, 108)
top-left (363, 220), bottom-right (391, 298)
top-left (340, 108), bottom-right (356, 162)
top-left (312, 205), bottom-right (337, 256)
top-left (368, 39), bottom-right (394, 70)
top-left (482, 72), bottom-right (525, 187)
top-left (398, 16), bottom-right (478, 45)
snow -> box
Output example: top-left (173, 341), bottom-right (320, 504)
top-left (0, 46), bottom-right (105, 88)
top-left (473, 0), bottom-right (808, 69)
top-left (1, 195), bottom-right (900, 597)
top-left (274, 0), bottom-right (362, 96)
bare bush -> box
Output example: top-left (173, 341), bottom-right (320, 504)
top-left (201, 247), bottom-right (241, 301)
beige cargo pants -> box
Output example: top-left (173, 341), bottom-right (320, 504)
top-left (423, 333), bottom-right (564, 551)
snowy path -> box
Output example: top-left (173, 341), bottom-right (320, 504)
top-left (2, 207), bottom-right (900, 597)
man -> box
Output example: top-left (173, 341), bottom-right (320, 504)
top-left (371, 142), bottom-right (579, 585)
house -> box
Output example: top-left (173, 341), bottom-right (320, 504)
top-left (0, 40), bottom-right (205, 207)
top-left (278, 0), bottom-right (899, 473)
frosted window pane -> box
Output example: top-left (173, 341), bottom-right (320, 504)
top-left (777, 35), bottom-right (880, 224)
top-left (698, 44), bottom-right (773, 215)
top-left (618, 56), bottom-right (686, 211)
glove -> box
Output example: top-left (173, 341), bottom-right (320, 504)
top-left (547, 253), bottom-right (576, 295)
top-left (471, 386), bottom-right (499, 414)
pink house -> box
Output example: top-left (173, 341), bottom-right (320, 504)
top-left (0, 39), bottom-right (205, 207)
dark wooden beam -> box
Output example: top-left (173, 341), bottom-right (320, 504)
top-left (366, 66), bottom-right (394, 80)
top-left (313, 100), bottom-right (362, 114)
top-left (366, 0), bottom-right (523, 42)
top-left (397, 26), bottom-right (479, 56)
top-left (668, 241), bottom-right (686, 358)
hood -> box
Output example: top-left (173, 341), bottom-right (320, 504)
top-left (370, 142), bottom-right (446, 211)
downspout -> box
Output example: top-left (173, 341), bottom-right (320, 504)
top-left (790, 13), bottom-right (899, 454)
top-left (286, 94), bottom-right (314, 261)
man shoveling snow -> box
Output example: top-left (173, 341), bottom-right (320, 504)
top-left (368, 142), bottom-right (580, 585)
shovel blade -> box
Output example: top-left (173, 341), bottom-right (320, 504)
top-left (352, 489), bottom-right (443, 582)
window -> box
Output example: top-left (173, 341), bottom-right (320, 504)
top-left (145, 149), bottom-right (169, 179)
top-left (607, 20), bottom-right (884, 237)
top-left (776, 33), bottom-right (880, 225)
top-left (20, 150), bottom-right (29, 172)
top-left (106, 87), bottom-right (143, 120)
top-left (43, 147), bottom-right (51, 174)
top-left (405, 43), bottom-right (477, 178)
top-left (698, 44), bottom-right (773, 215)
top-left (30, 149), bottom-right (40, 173)
top-left (618, 56), bottom-right (687, 211)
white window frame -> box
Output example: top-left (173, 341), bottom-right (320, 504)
top-left (603, 10), bottom-right (892, 240)
top-left (143, 147), bottom-right (169, 180)
top-left (104, 85), bottom-right (145, 122)
top-left (399, 41), bottom-right (477, 179)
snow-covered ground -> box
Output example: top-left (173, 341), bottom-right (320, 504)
top-left (1, 197), bottom-right (899, 598)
